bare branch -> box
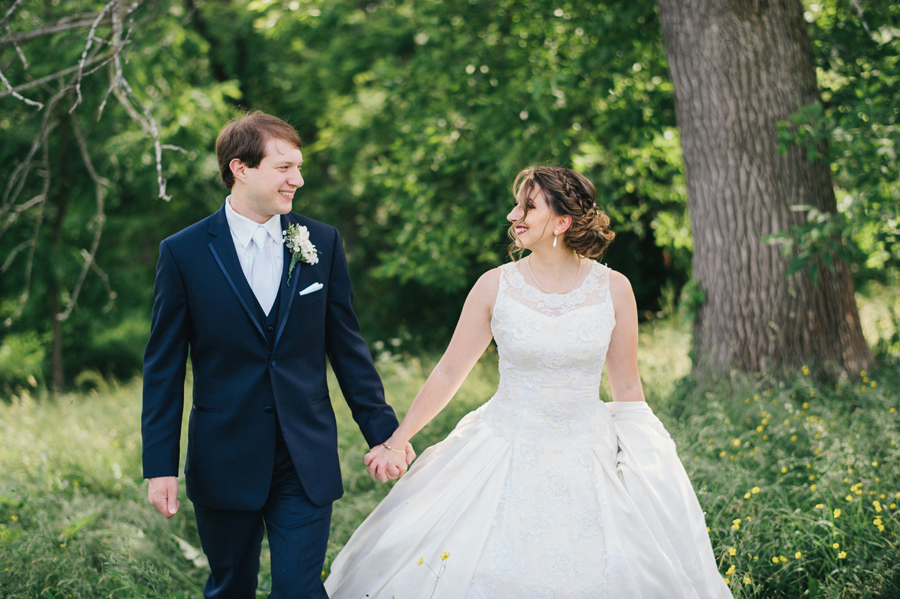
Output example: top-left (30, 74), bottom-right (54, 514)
top-left (10, 36), bottom-right (28, 69)
top-left (1, 239), bottom-right (33, 272)
top-left (115, 68), bottom-right (171, 200)
top-left (3, 142), bottom-right (49, 328)
top-left (0, 19), bottom-right (107, 49)
top-left (0, 0), bottom-right (24, 31)
top-left (0, 194), bottom-right (45, 238)
top-left (58, 112), bottom-right (109, 322)
top-left (1, 90), bottom-right (63, 224)
top-left (851, 0), bottom-right (872, 36)
top-left (81, 248), bottom-right (117, 313)
top-left (70, 1), bottom-right (117, 113)
top-left (0, 54), bottom-right (108, 100)
top-left (0, 65), bottom-right (43, 108)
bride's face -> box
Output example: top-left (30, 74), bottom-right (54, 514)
top-left (507, 184), bottom-right (555, 249)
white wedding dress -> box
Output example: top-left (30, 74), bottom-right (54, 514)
top-left (325, 261), bottom-right (732, 599)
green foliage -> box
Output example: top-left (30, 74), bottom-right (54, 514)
top-left (203, 0), bottom-right (687, 343)
top-left (771, 2), bottom-right (900, 284)
top-left (0, 332), bottom-right (45, 391)
top-left (2, 304), bottom-right (899, 597)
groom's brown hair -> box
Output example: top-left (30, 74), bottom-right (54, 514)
top-left (216, 111), bottom-right (303, 189)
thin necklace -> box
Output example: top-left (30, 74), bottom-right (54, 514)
top-left (527, 255), bottom-right (582, 294)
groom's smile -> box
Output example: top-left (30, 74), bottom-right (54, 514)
top-left (230, 137), bottom-right (304, 224)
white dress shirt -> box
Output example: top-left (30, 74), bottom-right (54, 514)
top-left (224, 197), bottom-right (284, 314)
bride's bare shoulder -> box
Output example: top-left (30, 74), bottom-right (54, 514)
top-left (606, 269), bottom-right (637, 309)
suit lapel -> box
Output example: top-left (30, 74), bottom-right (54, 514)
top-left (207, 207), bottom-right (268, 344)
top-left (274, 214), bottom-right (301, 349)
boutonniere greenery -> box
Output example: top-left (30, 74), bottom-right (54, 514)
top-left (283, 223), bottom-right (318, 285)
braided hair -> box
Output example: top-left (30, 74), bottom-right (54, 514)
top-left (508, 167), bottom-right (615, 260)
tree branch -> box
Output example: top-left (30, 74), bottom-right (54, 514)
top-left (0, 19), bottom-right (107, 49)
top-left (58, 112), bottom-right (110, 322)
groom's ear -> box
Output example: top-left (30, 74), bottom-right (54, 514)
top-left (229, 158), bottom-right (247, 183)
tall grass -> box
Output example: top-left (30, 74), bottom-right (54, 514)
top-left (1, 287), bottom-right (898, 597)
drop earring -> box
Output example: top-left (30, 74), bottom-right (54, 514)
top-left (553, 231), bottom-right (558, 248)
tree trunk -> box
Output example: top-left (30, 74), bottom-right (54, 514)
top-left (656, 0), bottom-right (872, 377)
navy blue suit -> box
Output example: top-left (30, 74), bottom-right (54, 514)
top-left (142, 205), bottom-right (398, 597)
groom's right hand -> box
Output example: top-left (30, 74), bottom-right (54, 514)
top-left (148, 476), bottom-right (180, 518)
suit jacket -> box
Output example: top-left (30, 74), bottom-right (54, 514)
top-left (141, 205), bottom-right (398, 509)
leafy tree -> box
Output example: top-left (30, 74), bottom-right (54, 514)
top-left (0, 0), bottom-right (237, 390)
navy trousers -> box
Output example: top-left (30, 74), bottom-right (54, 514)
top-left (194, 426), bottom-right (332, 599)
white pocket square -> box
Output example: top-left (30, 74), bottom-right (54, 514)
top-left (299, 282), bottom-right (323, 296)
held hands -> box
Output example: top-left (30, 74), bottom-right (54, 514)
top-left (148, 476), bottom-right (180, 518)
top-left (364, 439), bottom-right (416, 483)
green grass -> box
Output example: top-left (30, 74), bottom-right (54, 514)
top-left (1, 287), bottom-right (899, 598)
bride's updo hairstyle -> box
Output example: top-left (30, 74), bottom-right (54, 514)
top-left (508, 166), bottom-right (615, 260)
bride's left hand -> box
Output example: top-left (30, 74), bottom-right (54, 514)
top-left (365, 441), bottom-right (416, 482)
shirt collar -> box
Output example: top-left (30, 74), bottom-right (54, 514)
top-left (225, 196), bottom-right (283, 248)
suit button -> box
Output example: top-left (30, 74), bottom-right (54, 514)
top-left (266, 325), bottom-right (274, 332)
top-left (264, 406), bottom-right (274, 414)
top-left (270, 360), bottom-right (276, 368)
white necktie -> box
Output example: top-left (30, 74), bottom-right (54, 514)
top-left (249, 225), bottom-right (276, 315)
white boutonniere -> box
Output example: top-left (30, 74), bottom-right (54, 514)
top-left (283, 223), bottom-right (318, 285)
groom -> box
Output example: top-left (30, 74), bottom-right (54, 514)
top-left (142, 111), bottom-right (412, 598)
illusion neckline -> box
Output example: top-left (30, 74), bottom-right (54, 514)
top-left (507, 259), bottom-right (599, 297)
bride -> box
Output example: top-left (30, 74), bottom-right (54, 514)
top-left (324, 167), bottom-right (733, 598)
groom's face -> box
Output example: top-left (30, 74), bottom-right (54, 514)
top-left (234, 137), bottom-right (304, 223)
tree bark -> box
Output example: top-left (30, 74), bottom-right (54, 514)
top-left (656, 0), bottom-right (872, 377)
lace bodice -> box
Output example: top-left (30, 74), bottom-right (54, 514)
top-left (478, 260), bottom-right (617, 453)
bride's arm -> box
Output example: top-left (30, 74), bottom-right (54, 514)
top-left (605, 270), bottom-right (647, 403)
top-left (366, 269), bottom-right (499, 481)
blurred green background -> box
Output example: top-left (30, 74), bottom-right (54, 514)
top-left (1, 0), bottom-right (898, 388)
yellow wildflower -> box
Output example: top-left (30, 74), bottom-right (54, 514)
top-left (779, 555), bottom-right (788, 563)
top-left (871, 381), bottom-right (877, 388)
top-left (873, 461), bottom-right (879, 467)
top-left (723, 577), bottom-right (730, 585)
top-left (417, 557), bottom-right (424, 566)
top-left (10, 515), bottom-right (17, 522)
top-left (728, 547), bottom-right (737, 556)
top-left (743, 576), bottom-right (751, 585)
top-left (732, 519), bottom-right (741, 531)
top-left (726, 565), bottom-right (736, 575)
top-left (732, 438), bottom-right (741, 447)
top-left (781, 467), bottom-right (788, 474)
top-left (795, 551), bottom-right (802, 559)
top-left (834, 508), bottom-right (842, 518)
top-left (839, 551), bottom-right (847, 559)
top-left (832, 543), bottom-right (839, 549)
top-left (744, 492), bottom-right (751, 499)
top-left (802, 402), bottom-right (809, 409)
top-left (874, 501), bottom-right (883, 512)
top-left (815, 504), bottom-right (824, 509)
top-left (801, 365), bottom-right (810, 375)
top-left (810, 484), bottom-right (817, 492)
top-left (440, 552), bottom-right (450, 561)
top-left (790, 435), bottom-right (798, 442)
top-left (891, 504), bottom-right (897, 510)
top-left (772, 556), bottom-right (779, 564)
